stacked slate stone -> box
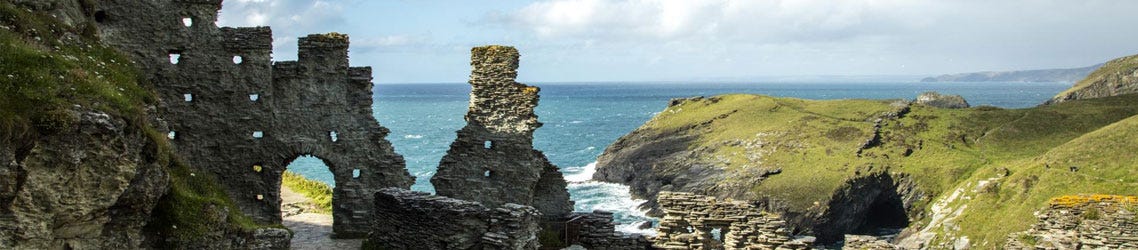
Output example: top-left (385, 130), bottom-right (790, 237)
top-left (654, 192), bottom-right (810, 250)
top-left (1005, 195), bottom-right (1138, 250)
top-left (571, 211), bottom-right (653, 250)
top-left (364, 188), bottom-right (540, 250)
top-left (431, 45), bottom-right (573, 220)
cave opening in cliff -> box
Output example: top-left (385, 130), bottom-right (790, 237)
top-left (855, 188), bottom-right (909, 235)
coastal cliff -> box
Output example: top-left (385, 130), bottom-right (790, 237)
top-left (594, 89), bottom-right (1138, 246)
top-left (921, 64), bottom-right (1101, 83)
top-left (1048, 53), bottom-right (1138, 104)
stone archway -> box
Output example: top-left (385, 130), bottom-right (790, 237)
top-left (90, 0), bottom-right (415, 241)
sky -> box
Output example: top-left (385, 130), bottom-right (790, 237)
top-left (216, 0), bottom-right (1138, 83)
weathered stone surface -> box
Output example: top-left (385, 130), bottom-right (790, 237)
top-left (1005, 195), bottom-right (1138, 249)
top-left (364, 188), bottom-right (540, 250)
top-left (914, 91), bottom-right (970, 109)
top-left (654, 192), bottom-right (811, 250)
top-left (431, 45), bottom-right (573, 220)
top-left (0, 108), bottom-right (168, 249)
top-left (843, 235), bottom-right (899, 249)
top-left (567, 211), bottom-right (653, 250)
top-left (1048, 54), bottom-right (1138, 104)
top-left (91, 0), bottom-right (413, 238)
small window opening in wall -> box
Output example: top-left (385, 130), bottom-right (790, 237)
top-left (232, 56), bottom-right (243, 64)
top-left (483, 140), bottom-right (493, 149)
top-left (249, 94), bottom-right (260, 102)
top-left (711, 227), bottom-right (723, 241)
top-left (483, 170), bottom-right (492, 178)
top-left (252, 165), bottom-right (263, 173)
top-left (167, 131), bottom-right (176, 140)
top-left (352, 169), bottom-right (361, 179)
top-left (168, 52), bottom-right (182, 64)
top-left (252, 131), bottom-right (263, 138)
top-left (183, 93), bottom-right (193, 102)
top-left (329, 131), bottom-right (339, 142)
top-left (94, 11), bottom-right (107, 23)
top-left (181, 17), bottom-right (193, 27)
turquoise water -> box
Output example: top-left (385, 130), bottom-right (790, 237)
top-left (286, 82), bottom-right (1071, 234)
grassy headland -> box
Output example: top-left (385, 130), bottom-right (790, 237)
top-left (600, 92), bottom-right (1138, 247)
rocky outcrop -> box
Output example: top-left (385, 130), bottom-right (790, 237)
top-left (653, 192), bottom-right (811, 250)
top-left (913, 91), bottom-right (970, 109)
top-left (1005, 195), bottom-right (1138, 249)
top-left (0, 109), bottom-right (168, 249)
top-left (1048, 54), bottom-right (1138, 104)
top-left (90, 0), bottom-right (413, 238)
top-left (364, 188), bottom-right (541, 250)
top-left (431, 46), bottom-right (573, 220)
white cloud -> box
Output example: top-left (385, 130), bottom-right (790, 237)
top-left (490, 0), bottom-right (1138, 79)
top-left (503, 0), bottom-right (932, 44)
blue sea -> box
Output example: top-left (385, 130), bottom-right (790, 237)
top-left (286, 81), bottom-right (1071, 235)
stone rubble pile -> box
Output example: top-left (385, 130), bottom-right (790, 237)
top-left (1005, 195), bottom-right (1138, 250)
top-left (843, 235), bottom-right (898, 250)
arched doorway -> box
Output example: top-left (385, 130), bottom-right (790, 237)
top-left (279, 155), bottom-right (364, 248)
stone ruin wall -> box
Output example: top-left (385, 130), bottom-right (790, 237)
top-left (364, 188), bottom-right (541, 250)
top-left (90, 0), bottom-right (413, 237)
top-left (1005, 195), bottom-right (1138, 249)
top-left (568, 210), bottom-right (654, 250)
top-left (431, 46), bottom-right (573, 220)
top-left (655, 192), bottom-right (811, 250)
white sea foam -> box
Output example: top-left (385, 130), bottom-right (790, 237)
top-left (562, 162), bottom-right (597, 183)
top-left (404, 134), bottom-right (424, 139)
top-left (566, 162), bottom-right (658, 236)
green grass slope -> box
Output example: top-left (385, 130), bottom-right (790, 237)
top-left (623, 93), bottom-right (1138, 247)
top-left (954, 113), bottom-right (1138, 248)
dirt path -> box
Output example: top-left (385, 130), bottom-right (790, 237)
top-left (280, 186), bottom-right (363, 250)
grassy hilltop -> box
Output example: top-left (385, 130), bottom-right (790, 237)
top-left (595, 91), bottom-right (1138, 247)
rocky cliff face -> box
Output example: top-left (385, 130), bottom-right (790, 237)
top-left (432, 46), bottom-right (573, 220)
top-left (0, 108), bottom-right (168, 249)
top-left (1048, 54), bottom-right (1138, 104)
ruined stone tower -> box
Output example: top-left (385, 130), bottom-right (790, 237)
top-left (431, 46), bottom-right (573, 219)
top-left (90, 0), bottom-right (413, 237)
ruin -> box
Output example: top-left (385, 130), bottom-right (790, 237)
top-left (1005, 195), bottom-right (1138, 249)
top-left (364, 188), bottom-right (542, 250)
top-left (654, 192), bottom-right (812, 250)
top-left (431, 46), bottom-right (574, 220)
top-left (91, 0), bottom-right (413, 238)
